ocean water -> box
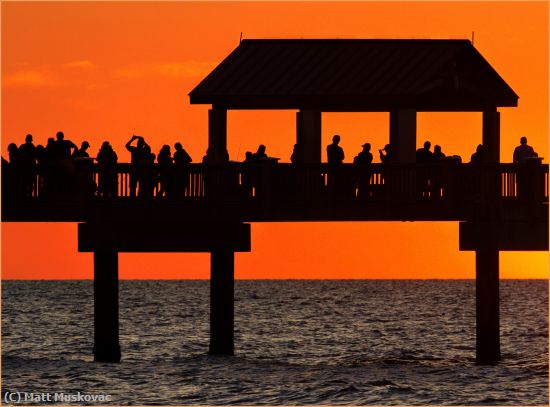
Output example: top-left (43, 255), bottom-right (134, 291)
top-left (1, 280), bottom-right (548, 405)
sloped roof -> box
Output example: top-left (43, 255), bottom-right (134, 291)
top-left (189, 39), bottom-right (518, 111)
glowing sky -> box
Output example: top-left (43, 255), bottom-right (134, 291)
top-left (1, 2), bottom-right (548, 279)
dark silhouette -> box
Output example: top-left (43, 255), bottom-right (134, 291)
top-left (73, 141), bottom-right (91, 158)
top-left (174, 142), bottom-right (192, 197)
top-left (416, 141), bottom-right (434, 163)
top-left (252, 144), bottom-right (268, 161)
top-left (433, 145), bottom-right (446, 161)
top-left (290, 144), bottom-right (302, 164)
top-left (126, 135), bottom-right (149, 197)
top-left (157, 145), bottom-right (173, 197)
top-left (54, 131), bottom-right (78, 159)
top-left (97, 142), bottom-right (118, 198)
top-left (513, 137), bottom-right (540, 202)
top-left (513, 136), bottom-right (538, 163)
top-left (354, 143), bottom-right (373, 198)
top-left (327, 135), bottom-right (344, 164)
top-left (379, 144), bottom-right (393, 163)
top-left (137, 145), bottom-right (156, 198)
top-left (470, 144), bottom-right (484, 164)
top-left (7, 143), bottom-right (19, 165)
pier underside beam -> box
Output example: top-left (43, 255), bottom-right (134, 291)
top-left (93, 250), bottom-right (121, 363)
top-left (475, 249), bottom-right (500, 364)
top-left (209, 249), bottom-right (235, 355)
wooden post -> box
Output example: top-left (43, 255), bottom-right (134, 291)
top-left (475, 249), bottom-right (500, 364)
top-left (482, 109), bottom-right (500, 163)
top-left (209, 249), bottom-right (234, 355)
top-left (389, 109), bottom-right (416, 163)
top-left (93, 250), bottom-right (121, 362)
top-left (208, 107), bottom-right (228, 164)
top-left (297, 109), bottom-right (321, 163)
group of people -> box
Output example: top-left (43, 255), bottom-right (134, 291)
top-left (3, 132), bottom-right (195, 199)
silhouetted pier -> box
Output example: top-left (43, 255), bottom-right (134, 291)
top-left (3, 39), bottom-right (548, 365)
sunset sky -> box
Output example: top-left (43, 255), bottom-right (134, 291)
top-left (1, 1), bottom-right (548, 279)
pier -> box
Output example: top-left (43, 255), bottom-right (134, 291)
top-left (2, 39), bottom-right (548, 365)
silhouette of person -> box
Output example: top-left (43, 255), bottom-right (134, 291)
top-left (353, 143), bottom-right (373, 165)
top-left (354, 143), bottom-right (373, 199)
top-left (327, 135), bottom-right (344, 164)
top-left (513, 136), bottom-right (538, 163)
top-left (7, 143), bottom-right (19, 165)
top-left (72, 141), bottom-right (91, 158)
top-left (252, 144), bottom-right (268, 161)
top-left (97, 141), bottom-right (118, 198)
top-left (137, 144), bottom-right (156, 198)
top-left (433, 145), bottom-right (446, 161)
top-left (126, 135), bottom-right (149, 197)
top-left (53, 131), bottom-right (78, 159)
top-left (157, 145), bottom-right (173, 197)
top-left (173, 142), bottom-right (192, 197)
top-left (470, 144), bottom-right (484, 164)
top-left (379, 144), bottom-right (393, 163)
top-left (513, 137), bottom-right (540, 202)
top-left (416, 141), bottom-right (434, 163)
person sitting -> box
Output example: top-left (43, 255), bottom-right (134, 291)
top-left (327, 135), bottom-right (344, 164)
top-left (513, 136), bottom-right (538, 163)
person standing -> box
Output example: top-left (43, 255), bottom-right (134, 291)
top-left (327, 135), bottom-right (344, 164)
top-left (126, 135), bottom-right (149, 197)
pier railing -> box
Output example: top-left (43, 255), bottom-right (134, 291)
top-left (2, 161), bottom-right (548, 219)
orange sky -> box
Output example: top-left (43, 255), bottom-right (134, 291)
top-left (1, 1), bottom-right (548, 279)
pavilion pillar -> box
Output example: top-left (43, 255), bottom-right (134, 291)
top-left (482, 109), bottom-right (500, 163)
top-left (208, 107), bottom-right (228, 164)
top-left (475, 249), bottom-right (500, 364)
top-left (389, 109), bottom-right (416, 163)
top-left (93, 250), bottom-right (121, 363)
top-left (296, 109), bottom-right (322, 163)
top-left (209, 249), bottom-right (235, 355)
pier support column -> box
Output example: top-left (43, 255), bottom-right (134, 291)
top-left (482, 109), bottom-right (500, 163)
top-left (389, 109), bottom-right (416, 163)
top-left (475, 249), bottom-right (500, 364)
top-left (209, 249), bottom-right (235, 355)
top-left (93, 250), bottom-right (121, 363)
top-left (208, 107), bottom-right (228, 164)
top-left (297, 109), bottom-right (322, 163)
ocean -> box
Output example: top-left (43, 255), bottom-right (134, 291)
top-left (1, 280), bottom-right (548, 405)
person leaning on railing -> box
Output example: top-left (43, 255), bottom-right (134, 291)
top-left (513, 136), bottom-right (540, 201)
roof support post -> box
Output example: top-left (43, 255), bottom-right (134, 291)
top-left (208, 107), bottom-right (228, 164)
top-left (297, 109), bottom-right (321, 163)
top-left (482, 109), bottom-right (500, 163)
top-left (389, 109), bottom-right (416, 163)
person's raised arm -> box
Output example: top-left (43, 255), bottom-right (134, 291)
top-left (126, 135), bottom-right (137, 151)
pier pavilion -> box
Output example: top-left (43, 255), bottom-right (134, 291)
top-left (3, 39), bottom-right (548, 364)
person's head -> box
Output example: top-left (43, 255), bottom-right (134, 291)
top-left (362, 143), bottom-right (371, 151)
top-left (423, 141), bottom-right (431, 150)
top-left (258, 144), bottom-right (266, 154)
top-left (56, 131), bottom-right (64, 141)
top-left (175, 142), bottom-right (182, 151)
top-left (245, 151), bottom-right (253, 160)
top-left (333, 135), bottom-right (341, 144)
top-left (81, 141), bottom-right (90, 151)
top-left (8, 143), bottom-right (18, 154)
top-left (137, 137), bottom-right (145, 148)
top-left (476, 144), bottom-right (483, 153)
top-left (47, 137), bottom-right (55, 147)
top-left (434, 145), bottom-right (442, 154)
top-left (384, 144), bottom-right (391, 152)
top-left (25, 134), bottom-right (33, 143)
top-left (520, 136), bottom-right (527, 145)
top-left (160, 145), bottom-right (170, 155)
